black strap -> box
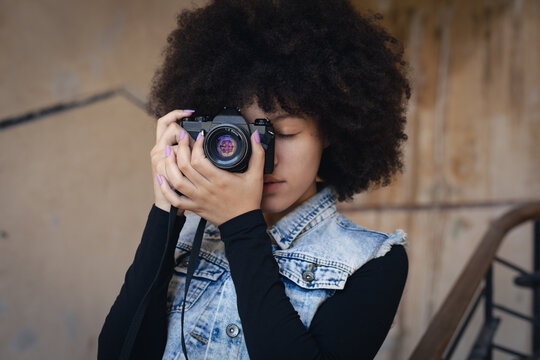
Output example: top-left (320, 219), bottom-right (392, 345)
top-left (181, 212), bottom-right (207, 359)
top-left (118, 205), bottom-right (206, 360)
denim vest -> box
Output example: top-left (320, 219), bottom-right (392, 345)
top-left (162, 187), bottom-right (407, 360)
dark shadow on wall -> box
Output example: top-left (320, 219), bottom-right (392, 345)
top-left (0, 87), bottom-right (147, 131)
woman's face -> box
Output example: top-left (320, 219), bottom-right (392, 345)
top-left (241, 103), bottom-right (325, 221)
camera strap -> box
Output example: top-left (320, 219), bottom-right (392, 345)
top-left (118, 206), bottom-right (205, 360)
top-left (176, 207), bottom-right (207, 360)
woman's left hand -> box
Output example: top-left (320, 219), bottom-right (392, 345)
top-left (157, 130), bottom-right (265, 226)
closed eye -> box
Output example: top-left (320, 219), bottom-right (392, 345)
top-left (276, 133), bottom-right (297, 138)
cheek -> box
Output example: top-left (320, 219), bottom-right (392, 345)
top-left (277, 141), bottom-right (301, 164)
top-left (276, 140), bottom-right (307, 170)
top-left (277, 138), bottom-right (323, 179)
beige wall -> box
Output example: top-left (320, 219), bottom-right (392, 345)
top-left (1, 0), bottom-right (538, 359)
top-left (347, 0), bottom-right (540, 358)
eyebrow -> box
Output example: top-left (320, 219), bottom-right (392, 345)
top-left (270, 113), bottom-right (307, 122)
top-left (271, 114), bottom-right (289, 122)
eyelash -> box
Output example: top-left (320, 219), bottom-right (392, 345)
top-left (276, 133), bottom-right (296, 138)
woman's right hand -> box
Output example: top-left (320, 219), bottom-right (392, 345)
top-left (150, 109), bottom-right (195, 215)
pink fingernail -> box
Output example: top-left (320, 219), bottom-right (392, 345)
top-left (184, 109), bottom-right (195, 113)
top-left (166, 145), bottom-right (171, 156)
top-left (156, 174), bottom-right (163, 185)
top-left (254, 130), bottom-right (260, 143)
top-left (197, 131), bottom-right (203, 141)
top-left (180, 130), bottom-right (185, 139)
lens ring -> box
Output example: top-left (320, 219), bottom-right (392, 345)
top-left (204, 124), bottom-right (249, 169)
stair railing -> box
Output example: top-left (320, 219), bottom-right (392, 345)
top-left (409, 201), bottom-right (540, 360)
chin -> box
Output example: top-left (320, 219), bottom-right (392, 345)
top-left (260, 195), bottom-right (297, 215)
top-left (260, 198), bottom-right (287, 214)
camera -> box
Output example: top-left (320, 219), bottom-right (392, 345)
top-left (178, 107), bottom-right (275, 173)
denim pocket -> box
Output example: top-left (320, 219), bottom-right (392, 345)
top-left (273, 253), bottom-right (351, 328)
top-left (167, 252), bottom-right (226, 313)
top-left (274, 253), bottom-right (350, 290)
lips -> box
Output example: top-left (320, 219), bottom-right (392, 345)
top-left (263, 176), bottom-right (285, 194)
top-left (263, 176), bottom-right (285, 184)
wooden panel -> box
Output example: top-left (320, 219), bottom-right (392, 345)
top-left (345, 1), bottom-right (540, 358)
top-left (344, 0), bottom-right (540, 208)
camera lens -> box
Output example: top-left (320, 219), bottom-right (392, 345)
top-left (215, 135), bottom-right (237, 158)
top-left (204, 124), bottom-right (249, 171)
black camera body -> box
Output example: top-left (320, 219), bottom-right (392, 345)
top-left (178, 107), bottom-right (275, 173)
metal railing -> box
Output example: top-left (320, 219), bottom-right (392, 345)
top-left (410, 202), bottom-right (540, 360)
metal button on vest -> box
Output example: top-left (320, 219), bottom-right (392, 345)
top-left (226, 324), bottom-right (240, 338)
top-left (302, 271), bottom-right (315, 282)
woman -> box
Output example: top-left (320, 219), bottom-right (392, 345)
top-left (99, 0), bottom-right (410, 359)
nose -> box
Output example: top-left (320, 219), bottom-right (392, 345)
top-left (273, 143), bottom-right (279, 169)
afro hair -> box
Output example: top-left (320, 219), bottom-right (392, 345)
top-left (148, 0), bottom-right (410, 201)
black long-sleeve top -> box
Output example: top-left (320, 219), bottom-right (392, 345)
top-left (98, 205), bottom-right (408, 360)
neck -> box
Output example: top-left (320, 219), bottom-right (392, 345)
top-left (263, 182), bottom-right (318, 228)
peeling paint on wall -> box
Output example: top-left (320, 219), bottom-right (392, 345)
top-left (10, 327), bottom-right (38, 352)
top-left (0, 298), bottom-right (9, 314)
top-left (49, 214), bottom-right (60, 230)
top-left (52, 67), bottom-right (82, 98)
top-left (99, 10), bottom-right (125, 49)
top-left (63, 311), bottom-right (80, 342)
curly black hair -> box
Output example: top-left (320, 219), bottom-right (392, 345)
top-left (148, 0), bottom-right (410, 202)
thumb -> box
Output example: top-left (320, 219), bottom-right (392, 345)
top-left (247, 130), bottom-right (265, 175)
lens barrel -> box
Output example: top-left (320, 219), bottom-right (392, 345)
top-left (203, 124), bottom-right (250, 171)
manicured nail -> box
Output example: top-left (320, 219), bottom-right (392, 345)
top-left (166, 145), bottom-right (171, 156)
top-left (184, 109), bottom-right (195, 113)
top-left (156, 174), bottom-right (163, 185)
top-left (254, 130), bottom-right (260, 143)
top-left (180, 130), bottom-right (185, 139)
top-left (197, 131), bottom-right (203, 141)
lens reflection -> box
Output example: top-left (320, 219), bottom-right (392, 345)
top-left (216, 135), bottom-right (236, 158)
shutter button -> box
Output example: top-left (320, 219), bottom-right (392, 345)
top-left (302, 271), bottom-right (315, 282)
top-left (226, 324), bottom-right (240, 338)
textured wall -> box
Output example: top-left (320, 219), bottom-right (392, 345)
top-left (0, 1), bottom-right (200, 359)
top-left (0, 0), bottom-right (539, 359)
top-left (347, 0), bottom-right (540, 358)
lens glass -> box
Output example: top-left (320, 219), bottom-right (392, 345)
top-left (204, 125), bottom-right (248, 169)
top-left (215, 135), bottom-right (236, 158)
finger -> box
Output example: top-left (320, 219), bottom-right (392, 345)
top-left (183, 130), bottom-right (197, 146)
top-left (152, 143), bottom-right (179, 178)
top-left (156, 123), bottom-right (185, 148)
top-left (247, 130), bottom-right (265, 176)
top-left (164, 144), bottom-right (198, 197)
top-left (155, 155), bottom-right (168, 184)
top-left (190, 131), bottom-right (222, 179)
top-left (157, 173), bottom-right (197, 210)
top-left (176, 129), bottom-right (210, 184)
top-left (156, 109), bottom-right (195, 142)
